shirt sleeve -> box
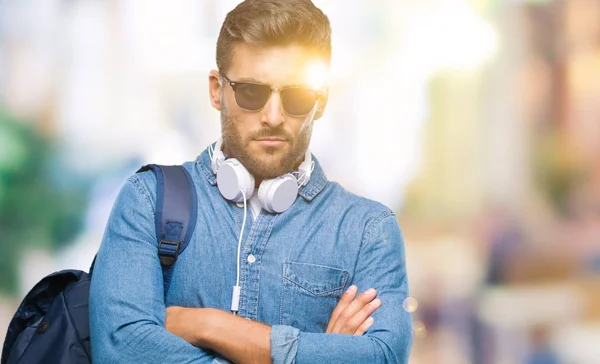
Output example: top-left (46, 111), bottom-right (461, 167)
top-left (89, 173), bottom-right (219, 363)
top-left (270, 212), bottom-right (413, 364)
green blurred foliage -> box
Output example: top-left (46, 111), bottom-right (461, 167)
top-left (533, 131), bottom-right (585, 216)
top-left (0, 109), bottom-right (89, 296)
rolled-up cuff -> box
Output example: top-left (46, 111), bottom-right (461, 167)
top-left (211, 356), bottom-right (231, 364)
top-left (270, 325), bottom-right (300, 364)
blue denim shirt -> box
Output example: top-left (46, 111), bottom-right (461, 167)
top-left (89, 146), bottom-right (413, 363)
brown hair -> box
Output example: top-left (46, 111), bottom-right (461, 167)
top-left (216, 0), bottom-right (332, 74)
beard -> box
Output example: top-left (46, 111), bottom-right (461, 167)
top-left (220, 106), bottom-right (313, 180)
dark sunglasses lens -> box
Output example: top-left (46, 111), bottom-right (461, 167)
top-left (234, 83), bottom-right (271, 110)
top-left (282, 88), bottom-right (317, 116)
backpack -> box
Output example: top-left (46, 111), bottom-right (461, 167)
top-left (1, 164), bottom-right (197, 364)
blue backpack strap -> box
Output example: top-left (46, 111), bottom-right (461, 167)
top-left (137, 164), bottom-right (197, 297)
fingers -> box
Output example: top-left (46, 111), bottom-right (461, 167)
top-left (328, 287), bottom-right (381, 335)
top-left (326, 285), bottom-right (358, 333)
top-left (334, 291), bottom-right (380, 334)
top-left (354, 316), bottom-right (375, 336)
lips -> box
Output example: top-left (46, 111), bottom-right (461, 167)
top-left (256, 138), bottom-right (286, 142)
top-left (255, 138), bottom-right (287, 147)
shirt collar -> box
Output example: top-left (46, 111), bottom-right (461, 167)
top-left (196, 142), bottom-right (327, 202)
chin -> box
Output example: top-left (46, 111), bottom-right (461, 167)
top-left (253, 157), bottom-right (292, 178)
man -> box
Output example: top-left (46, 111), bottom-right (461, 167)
top-left (89, 0), bottom-right (413, 363)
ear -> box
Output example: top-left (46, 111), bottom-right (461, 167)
top-left (209, 70), bottom-right (223, 111)
top-left (313, 88), bottom-right (329, 120)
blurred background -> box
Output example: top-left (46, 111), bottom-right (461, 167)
top-left (1, 0), bottom-right (599, 362)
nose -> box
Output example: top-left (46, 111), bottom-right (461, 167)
top-left (260, 91), bottom-right (285, 127)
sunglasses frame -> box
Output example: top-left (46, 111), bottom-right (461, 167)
top-left (220, 73), bottom-right (322, 117)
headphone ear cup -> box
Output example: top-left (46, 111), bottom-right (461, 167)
top-left (216, 159), bottom-right (255, 202)
top-left (257, 174), bottom-right (299, 213)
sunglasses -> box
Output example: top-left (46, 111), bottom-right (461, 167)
top-left (221, 73), bottom-right (321, 117)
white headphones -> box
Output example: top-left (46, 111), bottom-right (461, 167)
top-left (210, 138), bottom-right (313, 213)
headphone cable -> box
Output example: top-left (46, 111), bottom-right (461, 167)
top-left (231, 190), bottom-right (247, 315)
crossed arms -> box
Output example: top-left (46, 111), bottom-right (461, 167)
top-left (165, 285), bottom-right (381, 364)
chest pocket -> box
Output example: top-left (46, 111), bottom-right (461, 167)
top-left (280, 262), bottom-right (349, 332)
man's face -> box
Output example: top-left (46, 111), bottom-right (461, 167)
top-left (209, 44), bottom-right (327, 180)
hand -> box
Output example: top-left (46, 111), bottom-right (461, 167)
top-left (326, 285), bottom-right (381, 336)
top-left (165, 306), bottom-right (202, 345)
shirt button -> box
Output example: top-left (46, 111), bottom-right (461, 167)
top-left (247, 254), bottom-right (256, 264)
top-left (236, 202), bottom-right (244, 208)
